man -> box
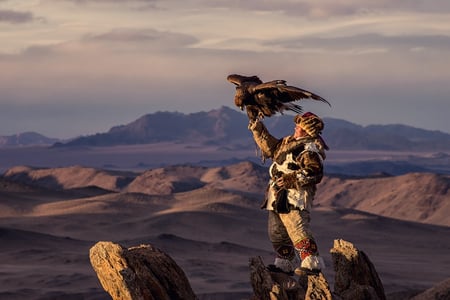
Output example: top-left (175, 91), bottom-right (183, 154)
top-left (248, 112), bottom-right (328, 275)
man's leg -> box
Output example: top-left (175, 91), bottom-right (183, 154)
top-left (278, 209), bottom-right (324, 274)
top-left (267, 211), bottom-right (299, 274)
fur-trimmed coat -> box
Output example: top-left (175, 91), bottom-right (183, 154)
top-left (249, 120), bottom-right (326, 211)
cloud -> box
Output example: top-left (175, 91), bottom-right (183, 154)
top-left (83, 28), bottom-right (198, 50)
top-left (62, 0), bottom-right (156, 3)
top-left (0, 1), bottom-right (449, 137)
top-left (2, 24), bottom-right (449, 97)
top-left (0, 27), bottom-right (222, 112)
top-left (56, 0), bottom-right (160, 10)
top-left (188, 0), bottom-right (450, 18)
top-left (265, 33), bottom-right (450, 54)
top-left (0, 9), bottom-right (34, 24)
top-left (0, 27), bottom-right (199, 60)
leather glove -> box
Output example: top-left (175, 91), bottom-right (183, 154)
top-left (279, 173), bottom-right (297, 189)
top-left (248, 119), bottom-right (263, 131)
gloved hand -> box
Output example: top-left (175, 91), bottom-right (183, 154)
top-left (248, 119), bottom-right (263, 131)
top-left (276, 173), bottom-right (297, 189)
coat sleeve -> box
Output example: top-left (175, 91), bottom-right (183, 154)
top-left (298, 150), bottom-right (323, 184)
top-left (248, 120), bottom-right (280, 159)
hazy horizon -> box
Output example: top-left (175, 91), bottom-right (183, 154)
top-left (1, 1), bottom-right (450, 138)
top-left (2, 106), bottom-right (450, 140)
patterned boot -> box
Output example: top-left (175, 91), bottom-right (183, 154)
top-left (294, 238), bottom-right (325, 275)
top-left (267, 244), bottom-right (299, 276)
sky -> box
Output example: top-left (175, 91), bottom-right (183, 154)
top-left (1, 0), bottom-right (450, 139)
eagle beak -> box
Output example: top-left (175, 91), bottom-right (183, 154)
top-left (227, 74), bottom-right (241, 86)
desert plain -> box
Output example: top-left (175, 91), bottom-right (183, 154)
top-left (0, 144), bottom-right (449, 300)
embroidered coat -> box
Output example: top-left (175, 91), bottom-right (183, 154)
top-left (249, 120), bottom-right (326, 211)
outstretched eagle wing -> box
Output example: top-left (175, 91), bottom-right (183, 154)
top-left (250, 80), bottom-right (330, 116)
top-left (227, 74), bottom-right (330, 120)
top-left (251, 80), bottom-right (330, 104)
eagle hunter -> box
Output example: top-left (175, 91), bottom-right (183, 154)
top-left (227, 74), bottom-right (330, 121)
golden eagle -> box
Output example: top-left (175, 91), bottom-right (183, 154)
top-left (227, 74), bottom-right (330, 121)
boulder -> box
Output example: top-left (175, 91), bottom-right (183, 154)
top-left (330, 239), bottom-right (386, 300)
top-left (89, 241), bottom-right (197, 300)
top-left (410, 278), bottom-right (450, 300)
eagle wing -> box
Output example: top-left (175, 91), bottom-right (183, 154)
top-left (250, 80), bottom-right (330, 117)
top-left (251, 80), bottom-right (330, 104)
top-left (227, 74), bottom-right (330, 120)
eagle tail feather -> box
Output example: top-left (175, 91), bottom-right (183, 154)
top-left (283, 103), bottom-right (303, 114)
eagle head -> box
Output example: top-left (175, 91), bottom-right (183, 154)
top-left (227, 74), bottom-right (263, 112)
top-left (227, 74), bottom-right (262, 86)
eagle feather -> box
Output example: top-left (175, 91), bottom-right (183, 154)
top-left (227, 74), bottom-right (330, 121)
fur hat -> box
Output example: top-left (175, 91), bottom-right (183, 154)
top-left (294, 112), bottom-right (324, 137)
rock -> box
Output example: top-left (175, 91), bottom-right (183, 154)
top-left (305, 272), bottom-right (334, 300)
top-left (330, 239), bottom-right (386, 300)
top-left (248, 238), bottom-right (386, 300)
top-left (249, 256), bottom-right (332, 300)
top-left (89, 241), bottom-right (197, 300)
top-left (410, 277), bottom-right (450, 300)
top-left (89, 239), bottom-right (389, 300)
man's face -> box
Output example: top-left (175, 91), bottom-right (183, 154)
top-left (294, 124), bottom-right (305, 138)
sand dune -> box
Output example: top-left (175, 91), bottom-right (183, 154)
top-left (1, 162), bottom-right (449, 299)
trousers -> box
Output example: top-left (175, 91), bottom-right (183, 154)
top-left (268, 209), bottom-right (315, 257)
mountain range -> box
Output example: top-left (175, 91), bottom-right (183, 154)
top-left (2, 106), bottom-right (450, 151)
top-left (59, 106), bottom-right (450, 151)
top-left (0, 132), bottom-right (59, 147)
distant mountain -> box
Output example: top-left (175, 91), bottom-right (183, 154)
top-left (56, 106), bottom-right (450, 151)
top-left (58, 106), bottom-right (251, 147)
top-left (323, 119), bottom-right (450, 150)
top-left (0, 132), bottom-right (59, 147)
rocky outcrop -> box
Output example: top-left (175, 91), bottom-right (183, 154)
top-left (90, 239), bottom-right (388, 300)
top-left (249, 256), bottom-right (333, 300)
top-left (330, 239), bottom-right (386, 300)
top-left (89, 241), bottom-right (197, 300)
top-left (410, 278), bottom-right (450, 300)
top-left (248, 239), bottom-right (386, 300)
